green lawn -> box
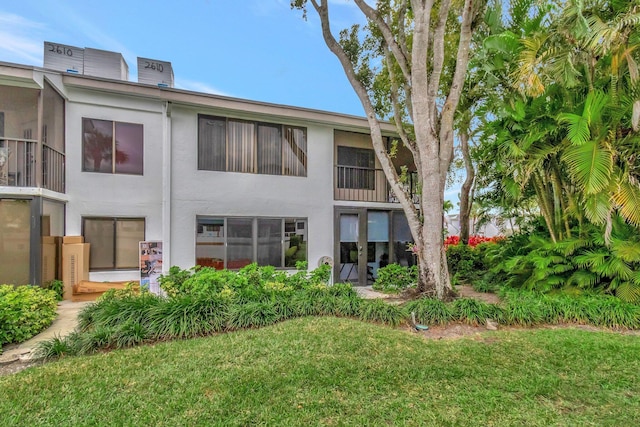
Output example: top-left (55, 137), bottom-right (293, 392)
top-left (2, 317), bottom-right (639, 426)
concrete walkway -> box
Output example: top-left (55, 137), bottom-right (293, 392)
top-left (0, 300), bottom-right (89, 364)
top-left (354, 286), bottom-right (397, 299)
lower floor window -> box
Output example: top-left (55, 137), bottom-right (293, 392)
top-left (82, 217), bottom-right (145, 270)
top-left (196, 217), bottom-right (307, 269)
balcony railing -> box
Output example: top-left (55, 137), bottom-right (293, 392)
top-left (334, 165), bottom-right (419, 203)
top-left (0, 139), bottom-right (36, 187)
top-left (43, 144), bottom-right (65, 193)
top-left (0, 139), bottom-right (65, 193)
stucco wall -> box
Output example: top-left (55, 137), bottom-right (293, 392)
top-left (64, 88), bottom-right (165, 281)
top-left (168, 106), bottom-right (336, 271)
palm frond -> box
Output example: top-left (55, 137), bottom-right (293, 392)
top-left (582, 191), bottom-right (611, 225)
top-left (558, 113), bottom-right (590, 145)
top-left (615, 281), bottom-right (640, 303)
top-left (563, 140), bottom-right (613, 194)
top-left (610, 238), bottom-right (640, 263)
top-left (573, 249), bottom-right (608, 269)
top-left (566, 269), bottom-right (601, 288)
top-left (612, 178), bottom-right (640, 226)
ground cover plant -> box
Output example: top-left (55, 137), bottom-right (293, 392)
top-left (0, 285), bottom-right (58, 353)
top-left (4, 317), bottom-right (640, 426)
top-left (36, 261), bottom-right (640, 360)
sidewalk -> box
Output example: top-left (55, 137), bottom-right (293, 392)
top-left (0, 300), bottom-right (90, 365)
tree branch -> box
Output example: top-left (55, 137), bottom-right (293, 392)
top-left (439, 0), bottom-right (476, 186)
top-left (313, 0), bottom-right (419, 220)
top-left (427, 0), bottom-right (452, 107)
top-left (354, 0), bottom-right (411, 83)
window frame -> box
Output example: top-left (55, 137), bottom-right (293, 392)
top-left (82, 216), bottom-right (146, 271)
top-left (337, 146), bottom-right (376, 190)
top-left (195, 216), bottom-right (308, 270)
top-left (197, 114), bottom-right (307, 177)
top-left (81, 118), bottom-right (144, 175)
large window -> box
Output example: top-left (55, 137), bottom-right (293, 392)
top-left (195, 216), bottom-right (307, 269)
top-left (337, 146), bottom-right (375, 189)
top-left (198, 115), bottom-right (307, 177)
top-left (83, 217), bottom-right (145, 270)
top-left (82, 118), bottom-right (143, 175)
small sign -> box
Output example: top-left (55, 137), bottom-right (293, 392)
top-left (140, 241), bottom-right (164, 295)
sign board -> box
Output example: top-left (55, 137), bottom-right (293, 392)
top-left (140, 241), bottom-right (164, 295)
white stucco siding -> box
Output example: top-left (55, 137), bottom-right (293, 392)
top-left (64, 89), bottom-right (165, 281)
top-left (168, 107), bottom-right (335, 270)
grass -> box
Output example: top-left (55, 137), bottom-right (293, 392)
top-left (2, 317), bottom-right (640, 426)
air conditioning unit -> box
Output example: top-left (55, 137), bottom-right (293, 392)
top-left (84, 47), bottom-right (129, 80)
top-left (43, 41), bottom-right (84, 74)
top-left (137, 57), bottom-right (174, 88)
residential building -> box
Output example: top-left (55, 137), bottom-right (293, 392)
top-left (0, 44), bottom-right (417, 290)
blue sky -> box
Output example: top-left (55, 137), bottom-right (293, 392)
top-left (0, 0), bottom-right (367, 116)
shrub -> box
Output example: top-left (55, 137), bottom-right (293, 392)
top-left (45, 280), bottom-right (64, 301)
top-left (359, 299), bottom-right (406, 326)
top-left (146, 295), bottom-right (229, 339)
top-left (227, 301), bottom-right (279, 330)
top-left (158, 266), bottom-right (194, 297)
top-left (35, 333), bottom-right (78, 360)
top-left (333, 295), bottom-right (362, 317)
top-left (0, 285), bottom-right (58, 349)
top-left (373, 264), bottom-right (417, 293)
top-left (451, 298), bottom-right (496, 326)
top-left (403, 298), bottom-right (453, 325)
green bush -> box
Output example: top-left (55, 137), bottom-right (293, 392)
top-left (403, 298), bottom-right (453, 325)
top-left (158, 266), bottom-right (194, 297)
top-left (45, 280), bottom-right (64, 301)
top-left (359, 299), bottom-right (406, 326)
top-left (451, 298), bottom-right (497, 326)
top-left (373, 264), bottom-right (417, 293)
top-left (0, 285), bottom-right (58, 349)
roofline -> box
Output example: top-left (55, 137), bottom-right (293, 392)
top-left (0, 60), bottom-right (397, 133)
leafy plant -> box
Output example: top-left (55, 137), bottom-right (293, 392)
top-left (158, 266), bottom-right (194, 297)
top-left (451, 298), bottom-right (497, 326)
top-left (495, 219), bottom-right (640, 302)
top-left (0, 285), bottom-right (58, 350)
top-left (403, 298), bottom-right (453, 325)
top-left (45, 280), bottom-right (64, 301)
top-left (359, 299), bottom-right (406, 326)
top-left (372, 263), bottom-right (417, 293)
top-left (227, 301), bottom-right (279, 330)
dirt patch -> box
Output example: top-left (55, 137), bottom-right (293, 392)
top-left (456, 285), bottom-right (501, 304)
top-left (411, 322), bottom-right (489, 340)
top-left (408, 321), bottom-right (640, 341)
top-left (0, 360), bottom-right (41, 377)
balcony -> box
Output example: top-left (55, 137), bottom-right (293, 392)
top-left (334, 165), bottom-right (419, 203)
top-left (0, 139), bottom-right (65, 193)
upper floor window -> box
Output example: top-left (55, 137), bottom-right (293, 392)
top-left (82, 118), bottom-right (143, 175)
top-left (337, 146), bottom-right (375, 190)
top-left (198, 115), bottom-right (307, 177)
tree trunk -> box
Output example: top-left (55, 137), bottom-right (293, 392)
top-left (297, 0), bottom-right (479, 300)
top-left (459, 130), bottom-right (475, 244)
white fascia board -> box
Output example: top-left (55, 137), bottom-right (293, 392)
top-left (61, 74), bottom-right (398, 135)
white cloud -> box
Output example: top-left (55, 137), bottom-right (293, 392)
top-left (0, 12), bottom-right (45, 64)
top-left (174, 78), bottom-right (232, 96)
